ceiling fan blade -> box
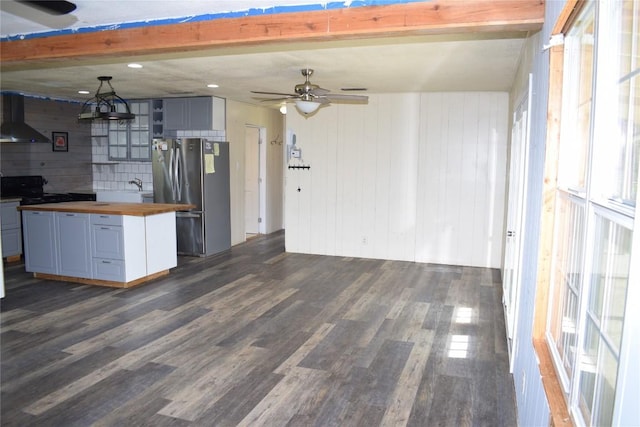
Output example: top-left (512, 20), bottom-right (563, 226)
top-left (324, 94), bottom-right (369, 102)
top-left (18, 0), bottom-right (77, 15)
top-left (251, 90), bottom-right (298, 97)
top-left (255, 97), bottom-right (291, 103)
top-left (309, 87), bottom-right (330, 96)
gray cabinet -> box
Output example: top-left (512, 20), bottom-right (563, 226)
top-left (1, 201), bottom-right (22, 258)
top-left (22, 211), bottom-right (58, 274)
top-left (56, 212), bottom-right (92, 279)
top-left (164, 97), bottom-right (212, 130)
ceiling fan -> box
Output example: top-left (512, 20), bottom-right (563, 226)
top-left (251, 69), bottom-right (368, 115)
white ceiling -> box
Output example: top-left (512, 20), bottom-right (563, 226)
top-left (0, 1), bottom-right (529, 107)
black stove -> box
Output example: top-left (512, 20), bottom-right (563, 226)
top-left (1, 175), bottom-right (95, 205)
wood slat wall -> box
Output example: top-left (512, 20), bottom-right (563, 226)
top-left (285, 92), bottom-right (508, 268)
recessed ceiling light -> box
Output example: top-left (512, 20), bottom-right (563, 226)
top-left (127, 63), bottom-right (143, 69)
top-left (207, 84), bottom-right (219, 88)
top-left (78, 90), bottom-right (90, 95)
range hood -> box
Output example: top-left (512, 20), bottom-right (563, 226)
top-left (0, 94), bottom-right (51, 143)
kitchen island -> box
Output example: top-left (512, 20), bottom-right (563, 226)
top-left (18, 201), bottom-right (194, 288)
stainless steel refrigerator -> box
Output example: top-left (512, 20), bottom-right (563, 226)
top-left (152, 138), bottom-right (231, 256)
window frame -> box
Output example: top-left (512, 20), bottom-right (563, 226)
top-left (108, 99), bottom-right (152, 162)
top-left (534, 1), bottom-right (640, 426)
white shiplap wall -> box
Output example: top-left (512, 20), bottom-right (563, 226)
top-left (285, 92), bottom-right (508, 268)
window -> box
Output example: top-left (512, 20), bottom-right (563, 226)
top-left (108, 100), bottom-right (151, 161)
top-left (557, 5), bottom-right (595, 193)
top-left (545, 1), bottom-right (638, 426)
top-left (577, 212), bottom-right (631, 425)
top-left (548, 193), bottom-right (585, 387)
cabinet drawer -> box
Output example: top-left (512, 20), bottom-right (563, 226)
top-left (93, 259), bottom-right (125, 282)
top-left (92, 225), bottom-right (124, 260)
top-left (91, 214), bottom-right (123, 226)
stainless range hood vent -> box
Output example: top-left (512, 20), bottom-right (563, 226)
top-left (0, 94), bottom-right (51, 143)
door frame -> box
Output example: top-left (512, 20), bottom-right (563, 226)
top-left (244, 125), bottom-right (267, 236)
top-left (503, 73), bottom-right (533, 371)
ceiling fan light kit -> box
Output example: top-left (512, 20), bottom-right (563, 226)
top-left (294, 99), bottom-right (321, 115)
top-left (78, 76), bottom-right (135, 122)
top-left (251, 68), bottom-right (368, 116)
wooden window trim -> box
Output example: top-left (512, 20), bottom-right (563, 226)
top-left (552, 0), bottom-right (585, 35)
top-left (532, 1), bottom-right (588, 426)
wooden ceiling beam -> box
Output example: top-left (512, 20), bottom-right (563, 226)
top-left (1, 0), bottom-right (544, 66)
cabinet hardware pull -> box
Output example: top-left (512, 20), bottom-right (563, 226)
top-left (102, 261), bottom-right (111, 264)
top-left (101, 227), bottom-right (109, 230)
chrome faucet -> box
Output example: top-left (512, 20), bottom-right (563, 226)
top-left (129, 177), bottom-right (143, 191)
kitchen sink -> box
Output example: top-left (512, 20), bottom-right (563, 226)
top-left (96, 191), bottom-right (154, 203)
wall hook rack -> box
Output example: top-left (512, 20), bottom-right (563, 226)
top-left (270, 134), bottom-right (283, 145)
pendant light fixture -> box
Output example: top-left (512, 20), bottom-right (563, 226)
top-left (78, 76), bottom-right (135, 121)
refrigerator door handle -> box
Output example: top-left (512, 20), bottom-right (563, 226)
top-left (169, 147), bottom-right (176, 200)
top-left (176, 211), bottom-right (202, 218)
top-left (175, 147), bottom-right (182, 201)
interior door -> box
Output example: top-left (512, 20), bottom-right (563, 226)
top-left (245, 126), bottom-right (260, 235)
top-left (503, 74), bottom-right (532, 369)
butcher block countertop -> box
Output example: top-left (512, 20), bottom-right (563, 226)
top-left (18, 201), bottom-right (195, 216)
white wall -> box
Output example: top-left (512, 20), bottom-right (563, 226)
top-left (226, 100), bottom-right (284, 246)
top-left (509, 2), bottom-right (563, 425)
top-left (285, 92), bottom-right (508, 268)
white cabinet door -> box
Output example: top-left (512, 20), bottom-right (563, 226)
top-left (23, 211), bottom-right (58, 274)
top-left (1, 201), bottom-right (22, 258)
top-left (56, 212), bottom-right (92, 279)
top-left (1, 228), bottom-right (22, 257)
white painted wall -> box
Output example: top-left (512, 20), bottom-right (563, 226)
top-left (285, 92), bottom-right (508, 268)
top-left (226, 100), bottom-right (284, 246)
top-left (509, 2), bottom-right (561, 425)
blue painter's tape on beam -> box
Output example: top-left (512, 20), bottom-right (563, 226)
top-left (1, 0), bottom-right (426, 42)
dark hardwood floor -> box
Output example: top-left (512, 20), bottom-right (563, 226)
top-left (1, 231), bottom-right (517, 426)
